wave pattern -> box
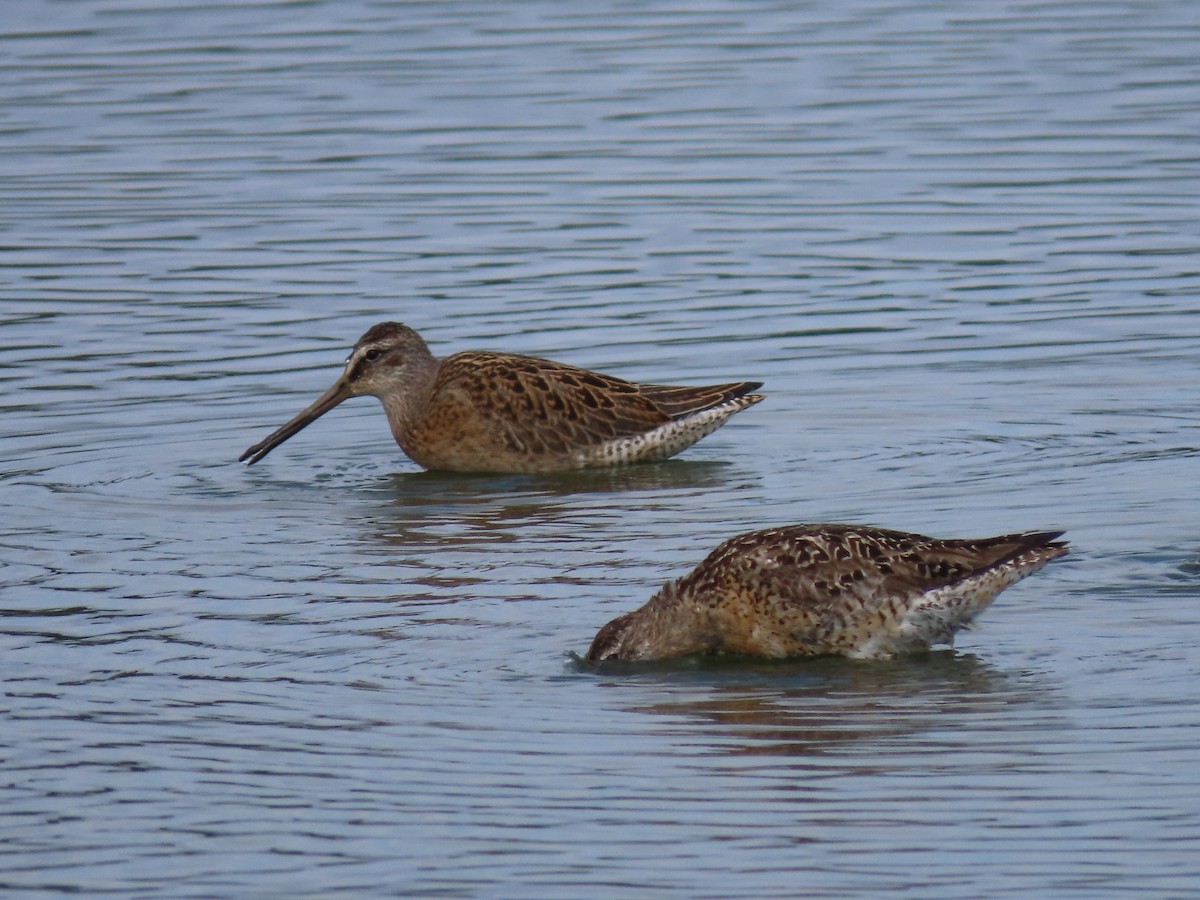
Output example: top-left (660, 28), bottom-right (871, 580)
top-left (2, 0), bottom-right (1199, 895)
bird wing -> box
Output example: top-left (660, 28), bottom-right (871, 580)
top-left (693, 525), bottom-right (1067, 614)
top-left (685, 526), bottom-right (1007, 614)
top-left (430, 351), bottom-right (698, 456)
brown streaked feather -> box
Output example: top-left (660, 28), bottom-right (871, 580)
top-left (681, 525), bottom-right (1063, 613)
top-left (638, 382), bottom-right (765, 418)
top-left (587, 525), bottom-right (1069, 662)
top-left (240, 321), bottom-right (764, 473)
top-left (421, 351), bottom-right (761, 459)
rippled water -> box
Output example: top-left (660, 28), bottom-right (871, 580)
top-left (3, 0), bottom-right (1199, 895)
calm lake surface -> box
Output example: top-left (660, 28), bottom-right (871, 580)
top-left (3, 0), bottom-right (1199, 895)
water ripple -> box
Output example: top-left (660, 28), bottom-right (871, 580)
top-left (3, 0), bottom-right (1200, 895)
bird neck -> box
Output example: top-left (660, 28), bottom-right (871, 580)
top-left (375, 355), bottom-right (439, 451)
top-left (618, 580), bottom-right (717, 660)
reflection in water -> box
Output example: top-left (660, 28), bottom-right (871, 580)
top-left (1179, 552), bottom-right (1200, 576)
top-left (385, 459), bottom-right (741, 503)
top-left (3, 0), bottom-right (1199, 894)
top-left (586, 652), bottom-right (1053, 757)
top-left (362, 460), bottom-right (746, 546)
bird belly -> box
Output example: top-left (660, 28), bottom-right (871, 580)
top-left (576, 399), bottom-right (752, 467)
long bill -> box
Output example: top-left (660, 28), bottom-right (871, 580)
top-left (239, 377), bottom-right (354, 465)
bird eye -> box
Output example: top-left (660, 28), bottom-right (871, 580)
top-left (364, 348), bottom-right (382, 362)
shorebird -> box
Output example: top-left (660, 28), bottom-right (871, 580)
top-left (587, 525), bottom-right (1068, 662)
top-left (239, 322), bottom-right (764, 473)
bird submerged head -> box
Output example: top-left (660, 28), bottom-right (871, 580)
top-left (586, 581), bottom-right (719, 663)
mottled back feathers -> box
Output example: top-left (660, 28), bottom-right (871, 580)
top-left (424, 350), bottom-right (762, 462)
top-left (588, 525), bottom-right (1069, 661)
top-left (241, 322), bottom-right (763, 473)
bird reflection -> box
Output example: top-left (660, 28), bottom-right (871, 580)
top-left (583, 652), bottom-right (1052, 757)
top-left (386, 458), bottom-right (737, 501)
top-left (355, 460), bottom-right (743, 547)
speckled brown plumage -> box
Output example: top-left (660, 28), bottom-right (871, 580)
top-left (240, 322), bottom-right (764, 473)
top-left (587, 525), bottom-right (1069, 662)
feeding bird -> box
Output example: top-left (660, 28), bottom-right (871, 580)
top-left (240, 322), bottom-right (764, 474)
top-left (587, 524), bottom-right (1068, 662)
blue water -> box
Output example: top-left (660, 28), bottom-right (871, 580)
top-left (3, 0), bottom-right (1199, 896)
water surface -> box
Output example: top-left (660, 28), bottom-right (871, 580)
top-left (2, 0), bottom-right (1199, 896)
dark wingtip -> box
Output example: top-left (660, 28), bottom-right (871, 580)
top-left (1024, 530), bottom-right (1069, 552)
top-left (717, 381), bottom-right (765, 408)
top-left (995, 530), bottom-right (1069, 567)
